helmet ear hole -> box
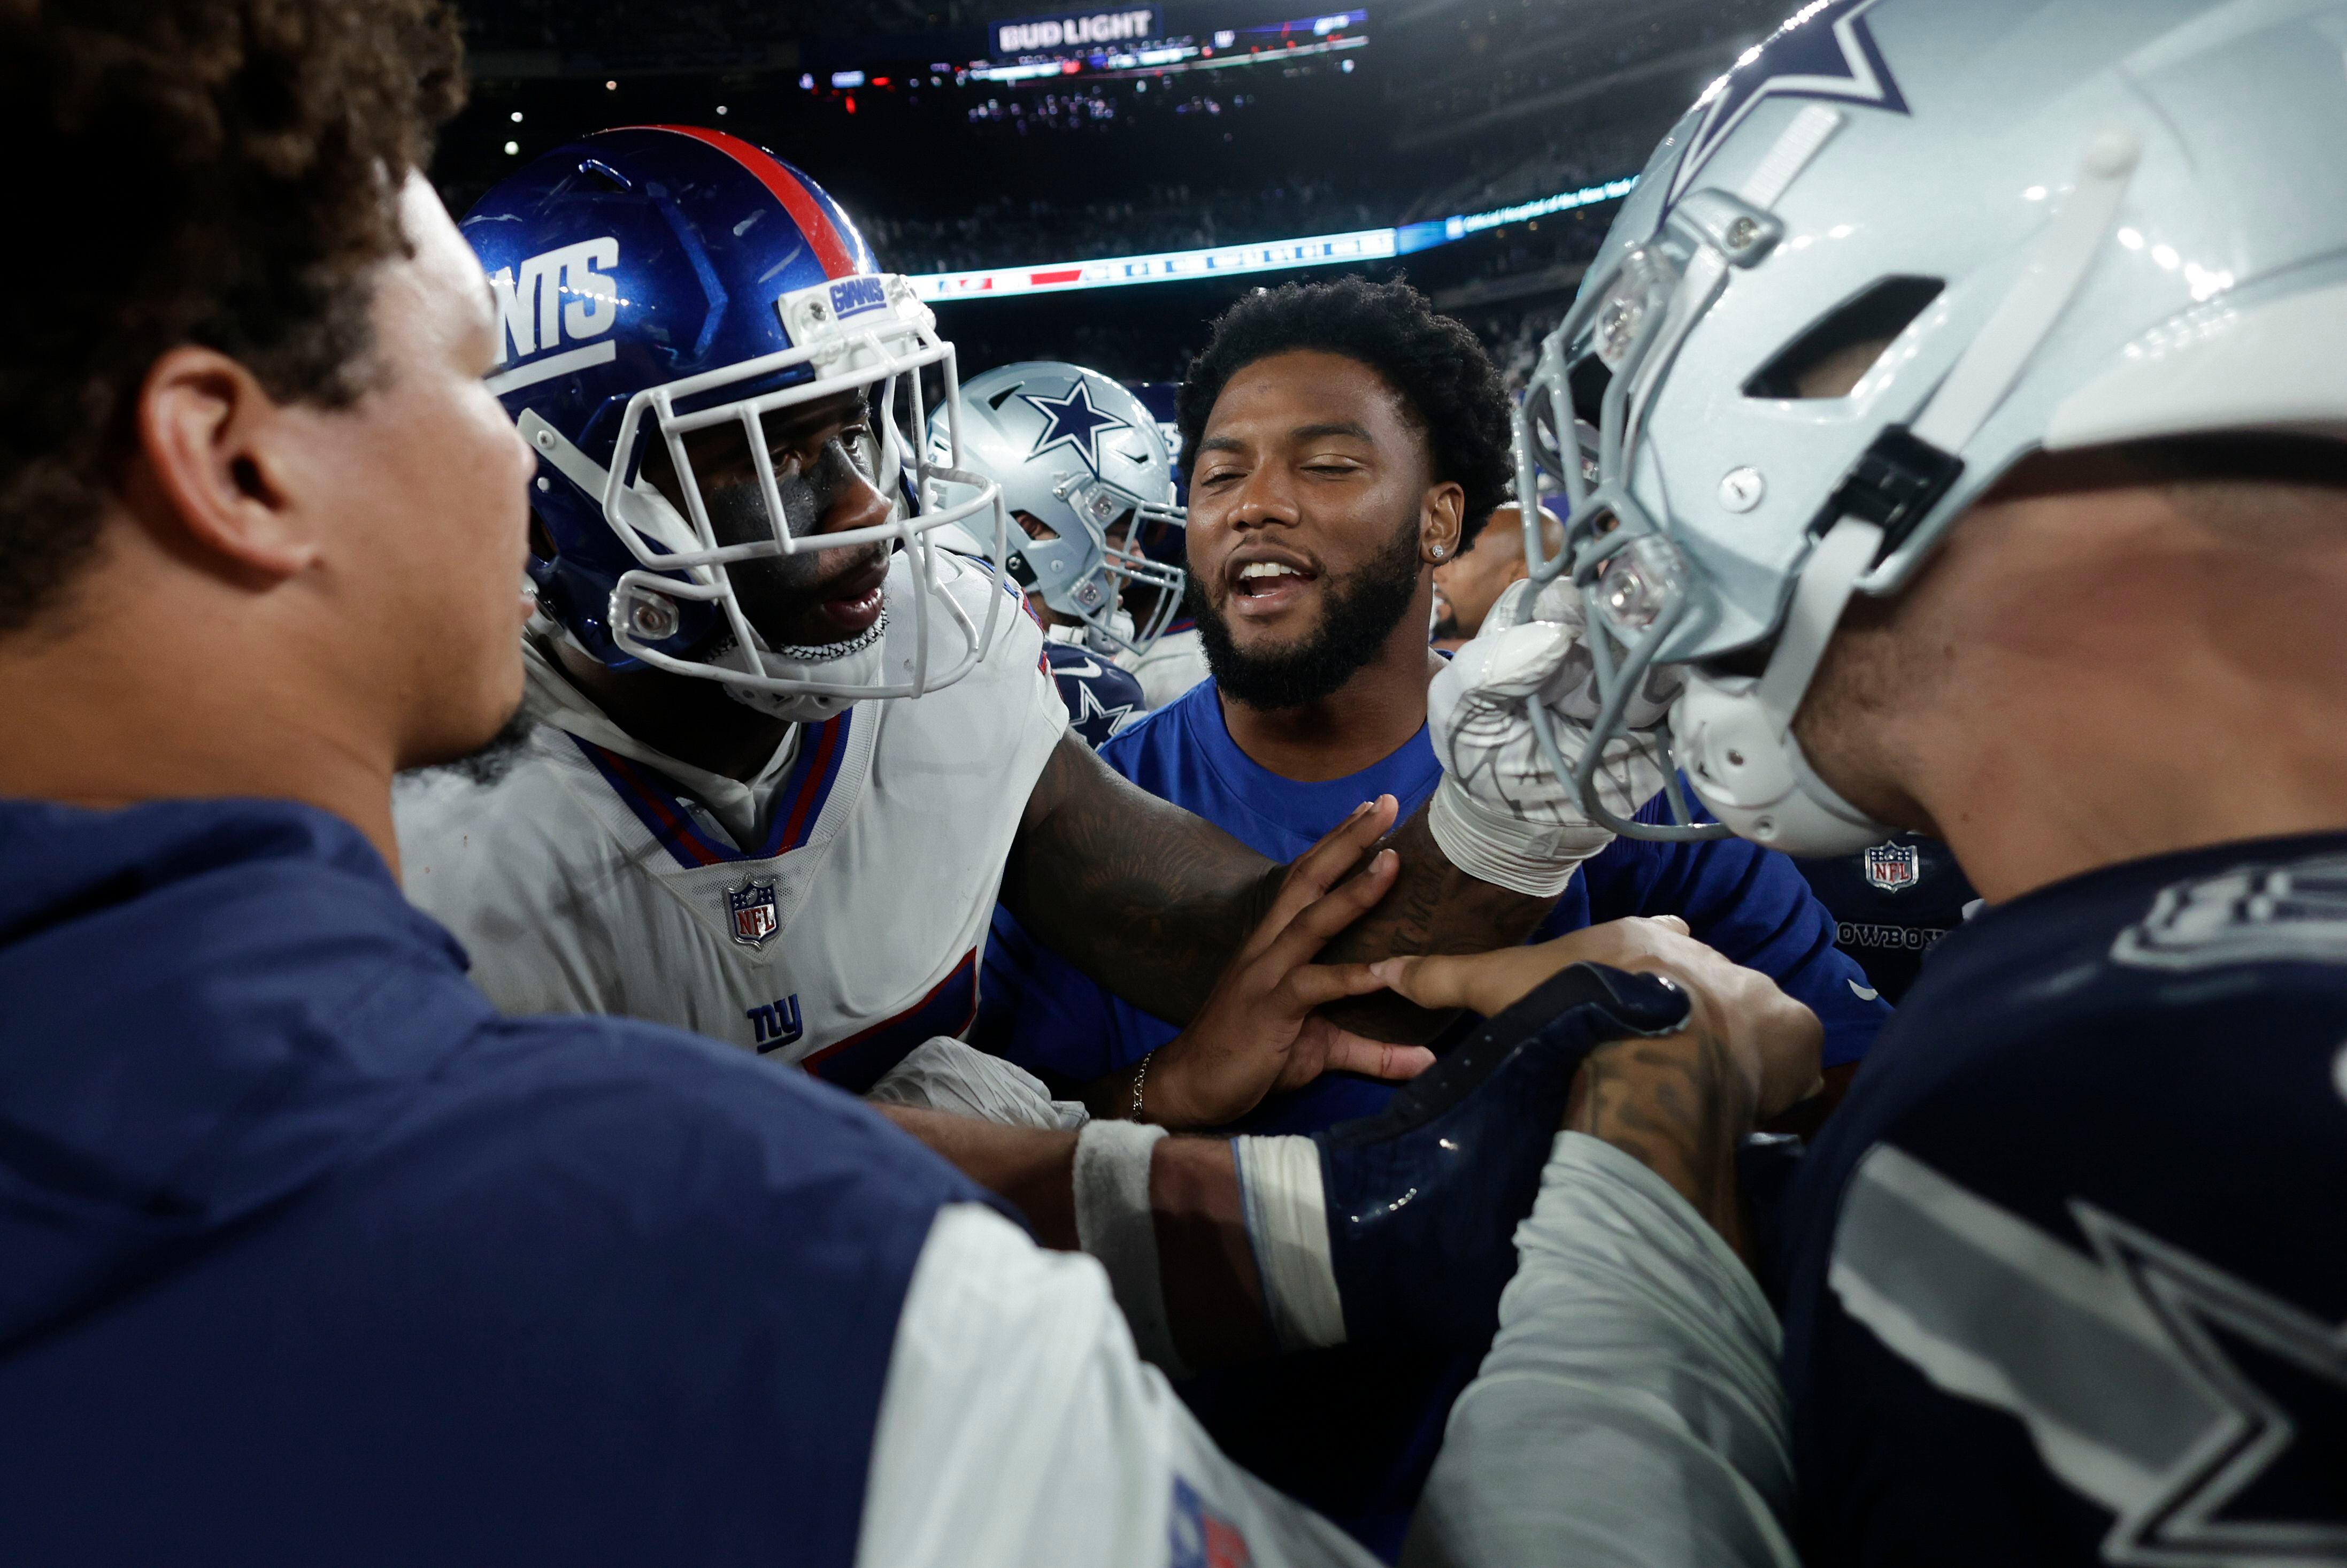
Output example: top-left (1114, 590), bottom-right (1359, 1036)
top-left (1567, 354), bottom-right (1613, 429)
top-left (1743, 276), bottom-right (1944, 401)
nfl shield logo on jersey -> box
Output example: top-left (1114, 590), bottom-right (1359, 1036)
top-left (726, 875), bottom-right (780, 949)
top-left (1863, 842), bottom-right (1921, 893)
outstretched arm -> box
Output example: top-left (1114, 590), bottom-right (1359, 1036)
top-left (1379, 928), bottom-right (1822, 1568)
top-left (1001, 731), bottom-right (1553, 1047)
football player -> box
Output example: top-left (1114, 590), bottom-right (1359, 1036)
top-left (390, 127), bottom-right (1467, 1118)
top-left (1385, 0), bottom-right (2347, 1559)
top-left (1114, 378), bottom-right (1214, 709)
top-left (0, 8), bottom-right (1820, 1561)
top-left (928, 360), bottom-right (1172, 747)
top-left (1430, 500), bottom-right (1561, 648)
top-left (974, 275), bottom-right (1886, 1551)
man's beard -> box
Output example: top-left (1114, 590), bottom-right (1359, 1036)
top-left (1190, 513), bottom-right (1423, 711)
top-left (409, 705), bottom-right (538, 788)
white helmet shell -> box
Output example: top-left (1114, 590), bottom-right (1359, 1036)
top-left (1517, 0), bottom-right (2347, 854)
top-left (928, 362), bottom-right (1188, 657)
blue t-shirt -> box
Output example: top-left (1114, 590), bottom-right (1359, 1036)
top-left (974, 677), bottom-right (1888, 1558)
top-left (980, 675), bottom-right (1888, 1134)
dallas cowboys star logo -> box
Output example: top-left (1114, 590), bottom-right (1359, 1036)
top-left (1063, 662), bottom-right (1136, 742)
top-left (1021, 379), bottom-right (1132, 480)
top-left (1668, 0), bottom-right (1909, 205)
top-left (2078, 1207), bottom-right (2347, 1562)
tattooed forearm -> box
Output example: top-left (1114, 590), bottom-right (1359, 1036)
top-left (1005, 733), bottom-right (1556, 1043)
top-left (1565, 1033), bottom-right (1756, 1259)
top-left (1314, 810), bottom-right (1552, 1040)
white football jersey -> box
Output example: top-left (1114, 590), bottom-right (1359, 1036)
top-left (396, 550), bottom-right (1067, 1092)
top-left (1120, 625), bottom-right (1211, 711)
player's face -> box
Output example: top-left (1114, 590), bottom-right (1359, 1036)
top-left (290, 175), bottom-right (535, 770)
top-left (1185, 350), bottom-right (1442, 662)
top-left (1430, 506), bottom-right (1527, 639)
top-left (640, 388), bottom-right (894, 650)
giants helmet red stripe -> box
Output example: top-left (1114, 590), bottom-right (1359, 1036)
top-left (634, 123), bottom-right (859, 278)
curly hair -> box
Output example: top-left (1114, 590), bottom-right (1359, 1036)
top-left (1175, 276), bottom-right (1516, 545)
top-left (0, 0), bottom-right (466, 634)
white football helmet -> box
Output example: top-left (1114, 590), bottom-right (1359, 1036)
top-left (927, 362), bottom-right (1187, 657)
top-left (1513, 0), bottom-right (2347, 853)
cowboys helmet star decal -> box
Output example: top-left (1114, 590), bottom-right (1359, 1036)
top-left (1021, 379), bottom-right (1132, 478)
top-left (1667, 0), bottom-right (1908, 204)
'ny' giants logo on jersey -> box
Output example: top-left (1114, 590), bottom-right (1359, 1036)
top-left (488, 236), bottom-right (621, 366)
top-left (747, 994), bottom-right (804, 1053)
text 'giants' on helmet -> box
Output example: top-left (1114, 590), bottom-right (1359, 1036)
top-left (464, 125), bottom-right (1009, 722)
top-left (1512, 0), bottom-right (2347, 854)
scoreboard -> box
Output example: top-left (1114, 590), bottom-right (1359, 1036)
top-left (803, 8), bottom-right (1369, 91)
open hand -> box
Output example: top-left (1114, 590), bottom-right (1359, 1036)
top-left (1140, 795), bottom-right (1434, 1128)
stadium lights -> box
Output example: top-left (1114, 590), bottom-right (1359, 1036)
top-left (903, 174), bottom-right (1640, 302)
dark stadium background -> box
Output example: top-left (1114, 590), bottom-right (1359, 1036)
top-left (435, 0), bottom-right (1789, 390)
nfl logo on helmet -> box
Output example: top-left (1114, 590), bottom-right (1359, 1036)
top-left (727, 877), bottom-right (781, 949)
top-left (1863, 842), bottom-right (1921, 893)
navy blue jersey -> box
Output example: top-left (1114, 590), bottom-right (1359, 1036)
top-left (1777, 832), bottom-right (2347, 1565)
top-left (1047, 639), bottom-right (1145, 748)
top-left (0, 796), bottom-right (991, 1568)
top-left (1793, 834), bottom-right (1979, 1003)
top-left (975, 677), bottom-right (1888, 1558)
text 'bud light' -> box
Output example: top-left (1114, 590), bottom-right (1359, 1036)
top-left (994, 7), bottom-right (1156, 55)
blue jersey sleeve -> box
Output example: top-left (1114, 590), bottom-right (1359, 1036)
top-left (1777, 834), bottom-right (2347, 1565)
top-left (1567, 817), bottom-right (1890, 1069)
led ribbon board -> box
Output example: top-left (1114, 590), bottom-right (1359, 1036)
top-left (905, 174), bottom-right (1640, 301)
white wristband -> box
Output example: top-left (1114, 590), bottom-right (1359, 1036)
top-left (1071, 1120), bottom-right (1188, 1375)
top-left (1427, 775), bottom-right (1614, 899)
top-left (1233, 1135), bottom-right (1347, 1351)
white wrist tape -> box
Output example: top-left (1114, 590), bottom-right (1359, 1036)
top-left (864, 1036), bottom-right (1090, 1130)
top-left (1071, 1120), bottom-right (1188, 1375)
top-left (1233, 1135), bottom-right (1347, 1351)
top-left (1427, 775), bottom-right (1614, 899)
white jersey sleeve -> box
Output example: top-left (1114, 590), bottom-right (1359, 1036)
top-left (861, 1204), bottom-right (1381, 1568)
top-left (1402, 1134), bottom-right (1799, 1568)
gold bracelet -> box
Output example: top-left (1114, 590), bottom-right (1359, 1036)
top-left (1130, 1049), bottom-right (1154, 1122)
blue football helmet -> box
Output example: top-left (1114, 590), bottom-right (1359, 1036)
top-left (464, 125), bottom-right (1007, 720)
top-left (925, 363), bottom-right (1186, 657)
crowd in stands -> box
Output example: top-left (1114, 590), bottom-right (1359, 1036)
top-left (867, 178), bottom-right (1402, 274)
top-left (1385, 0), bottom-right (1785, 143)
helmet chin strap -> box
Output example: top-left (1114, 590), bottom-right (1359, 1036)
top-left (1674, 519), bottom-right (1892, 855)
